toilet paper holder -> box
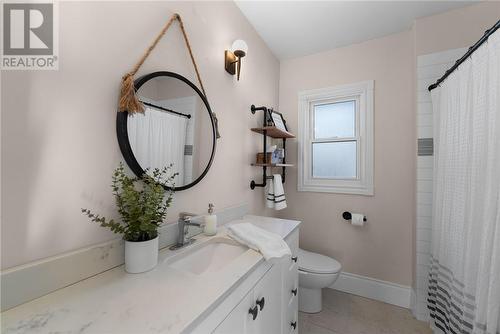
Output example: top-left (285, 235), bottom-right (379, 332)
top-left (342, 211), bottom-right (367, 222)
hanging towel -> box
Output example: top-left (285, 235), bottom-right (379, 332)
top-left (265, 178), bottom-right (275, 209)
top-left (266, 174), bottom-right (287, 210)
top-left (227, 222), bottom-right (291, 261)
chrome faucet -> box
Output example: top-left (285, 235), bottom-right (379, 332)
top-left (170, 212), bottom-right (203, 250)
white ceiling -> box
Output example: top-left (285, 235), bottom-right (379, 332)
top-left (235, 1), bottom-right (477, 59)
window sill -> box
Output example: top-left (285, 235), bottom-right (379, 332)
top-left (298, 184), bottom-right (374, 196)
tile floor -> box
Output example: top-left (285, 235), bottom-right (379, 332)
top-left (299, 290), bottom-right (432, 334)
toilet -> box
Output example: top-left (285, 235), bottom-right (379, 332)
top-left (298, 248), bottom-right (342, 313)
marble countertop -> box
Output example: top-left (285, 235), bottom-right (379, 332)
top-left (1, 215), bottom-right (300, 334)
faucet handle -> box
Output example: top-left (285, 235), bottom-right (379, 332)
top-left (179, 212), bottom-right (197, 220)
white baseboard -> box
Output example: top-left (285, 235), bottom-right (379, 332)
top-left (1, 204), bottom-right (248, 311)
top-left (330, 272), bottom-right (412, 309)
top-left (410, 287), bottom-right (418, 317)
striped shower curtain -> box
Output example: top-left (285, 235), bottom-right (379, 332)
top-left (428, 31), bottom-right (500, 333)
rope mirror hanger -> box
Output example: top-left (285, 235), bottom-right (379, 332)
top-left (118, 13), bottom-right (220, 138)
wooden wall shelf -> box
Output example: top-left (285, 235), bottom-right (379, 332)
top-left (250, 127), bottom-right (295, 139)
top-left (249, 105), bottom-right (294, 190)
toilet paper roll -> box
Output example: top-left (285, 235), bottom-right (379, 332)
top-left (351, 213), bottom-right (365, 226)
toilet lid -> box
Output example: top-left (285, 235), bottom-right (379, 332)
top-left (297, 249), bottom-right (341, 274)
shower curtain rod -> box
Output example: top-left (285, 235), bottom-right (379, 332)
top-left (428, 19), bottom-right (500, 91)
top-left (139, 100), bottom-right (192, 119)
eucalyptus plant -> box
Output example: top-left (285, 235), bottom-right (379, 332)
top-left (82, 163), bottom-right (177, 242)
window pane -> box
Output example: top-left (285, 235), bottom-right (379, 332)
top-left (312, 141), bottom-right (357, 178)
top-left (314, 101), bottom-right (355, 139)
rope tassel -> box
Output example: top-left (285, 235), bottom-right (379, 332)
top-left (117, 13), bottom-right (205, 114)
top-left (119, 73), bottom-right (145, 113)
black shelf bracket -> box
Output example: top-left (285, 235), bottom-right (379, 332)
top-left (250, 104), bottom-right (267, 114)
top-left (250, 105), bottom-right (288, 190)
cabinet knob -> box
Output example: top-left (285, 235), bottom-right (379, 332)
top-left (292, 256), bottom-right (298, 263)
top-left (248, 306), bottom-right (259, 320)
top-left (291, 321), bottom-right (297, 330)
top-left (291, 288), bottom-right (298, 296)
top-left (256, 297), bottom-right (265, 311)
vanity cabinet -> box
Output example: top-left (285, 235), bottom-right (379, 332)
top-left (282, 229), bottom-right (299, 333)
top-left (0, 217), bottom-right (300, 334)
top-left (212, 288), bottom-right (256, 333)
top-left (254, 262), bottom-right (282, 334)
top-left (193, 228), bottom-right (299, 334)
top-left (213, 263), bottom-right (281, 334)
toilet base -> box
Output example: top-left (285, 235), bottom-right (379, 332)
top-left (298, 287), bottom-right (322, 313)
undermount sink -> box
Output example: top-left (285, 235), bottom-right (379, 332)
top-left (168, 237), bottom-right (248, 275)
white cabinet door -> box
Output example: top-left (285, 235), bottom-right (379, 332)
top-left (253, 264), bottom-right (282, 334)
top-left (282, 229), bottom-right (299, 334)
top-left (213, 290), bottom-right (257, 334)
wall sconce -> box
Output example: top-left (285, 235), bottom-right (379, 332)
top-left (225, 39), bottom-right (248, 81)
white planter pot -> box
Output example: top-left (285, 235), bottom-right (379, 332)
top-left (125, 236), bottom-right (159, 274)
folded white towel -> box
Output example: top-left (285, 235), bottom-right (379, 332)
top-left (266, 178), bottom-right (275, 209)
top-left (227, 222), bottom-right (291, 261)
top-left (266, 174), bottom-right (287, 210)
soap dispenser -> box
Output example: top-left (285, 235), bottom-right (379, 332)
top-left (204, 203), bottom-right (217, 236)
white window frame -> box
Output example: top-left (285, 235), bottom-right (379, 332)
top-left (298, 81), bottom-right (374, 195)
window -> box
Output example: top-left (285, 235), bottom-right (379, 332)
top-left (298, 81), bottom-right (374, 195)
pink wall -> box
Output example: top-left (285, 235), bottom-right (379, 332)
top-left (2, 1), bottom-right (497, 281)
top-left (415, 2), bottom-right (500, 56)
top-left (277, 1), bottom-right (500, 287)
top-left (1, 1), bottom-right (279, 269)
top-left (278, 31), bottom-right (415, 285)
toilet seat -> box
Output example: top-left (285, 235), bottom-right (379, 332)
top-left (298, 248), bottom-right (341, 274)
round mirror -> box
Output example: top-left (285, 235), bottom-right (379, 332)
top-left (117, 72), bottom-right (216, 191)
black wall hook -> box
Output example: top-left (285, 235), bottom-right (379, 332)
top-left (342, 211), bottom-right (367, 222)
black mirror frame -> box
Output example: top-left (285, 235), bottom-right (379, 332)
top-left (116, 71), bottom-right (217, 191)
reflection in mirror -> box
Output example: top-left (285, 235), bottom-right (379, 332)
top-left (126, 75), bottom-right (214, 188)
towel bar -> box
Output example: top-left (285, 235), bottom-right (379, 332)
top-left (250, 176), bottom-right (275, 189)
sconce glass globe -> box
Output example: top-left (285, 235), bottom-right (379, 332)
top-left (231, 39), bottom-right (248, 57)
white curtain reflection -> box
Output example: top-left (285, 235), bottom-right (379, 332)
top-left (127, 107), bottom-right (188, 184)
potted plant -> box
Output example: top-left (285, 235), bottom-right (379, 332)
top-left (82, 163), bottom-right (176, 273)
